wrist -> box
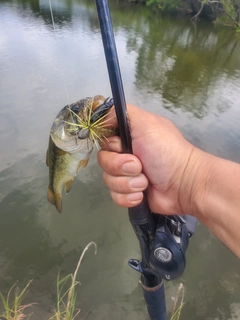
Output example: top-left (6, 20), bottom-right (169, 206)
top-left (180, 149), bottom-right (240, 257)
top-left (179, 147), bottom-right (213, 218)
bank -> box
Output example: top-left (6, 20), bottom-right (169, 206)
top-left (127, 0), bottom-right (240, 30)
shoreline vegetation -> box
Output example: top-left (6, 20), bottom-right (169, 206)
top-left (0, 242), bottom-right (97, 320)
top-left (0, 242), bottom-right (185, 320)
top-left (128, 0), bottom-right (240, 31)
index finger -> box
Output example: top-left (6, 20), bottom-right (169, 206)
top-left (97, 150), bottom-right (142, 177)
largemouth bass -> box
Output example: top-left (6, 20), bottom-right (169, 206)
top-left (46, 95), bottom-right (114, 213)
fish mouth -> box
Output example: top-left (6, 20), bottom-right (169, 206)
top-left (66, 97), bottom-right (114, 140)
top-left (90, 97), bottom-right (114, 124)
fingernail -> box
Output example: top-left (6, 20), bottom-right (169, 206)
top-left (129, 175), bottom-right (147, 190)
top-left (122, 161), bottom-right (138, 174)
top-left (127, 192), bottom-right (143, 202)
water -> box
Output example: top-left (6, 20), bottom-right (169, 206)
top-left (0, 0), bottom-right (240, 319)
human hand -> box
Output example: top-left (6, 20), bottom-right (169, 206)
top-left (98, 104), bottom-right (207, 216)
top-left (98, 104), bottom-right (240, 257)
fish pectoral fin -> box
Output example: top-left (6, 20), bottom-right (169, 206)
top-left (64, 178), bottom-right (74, 194)
top-left (76, 158), bottom-right (90, 174)
top-left (47, 188), bottom-right (62, 213)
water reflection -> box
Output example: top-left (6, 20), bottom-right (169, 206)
top-left (0, 0), bottom-right (240, 319)
top-left (124, 12), bottom-right (240, 117)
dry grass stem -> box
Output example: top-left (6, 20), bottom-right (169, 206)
top-left (0, 242), bottom-right (97, 320)
top-left (49, 241), bottom-right (97, 320)
top-left (170, 283), bottom-right (185, 320)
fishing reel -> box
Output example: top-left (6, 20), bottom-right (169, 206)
top-left (128, 208), bottom-right (197, 285)
top-left (148, 214), bottom-right (194, 281)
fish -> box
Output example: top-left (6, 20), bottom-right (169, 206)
top-left (46, 95), bottom-right (115, 213)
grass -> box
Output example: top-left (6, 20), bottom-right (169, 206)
top-left (49, 241), bottom-right (97, 320)
top-left (0, 280), bottom-right (35, 320)
top-left (170, 283), bottom-right (185, 320)
top-left (0, 244), bottom-right (184, 320)
top-left (0, 242), bottom-right (97, 320)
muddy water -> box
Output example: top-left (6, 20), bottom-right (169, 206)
top-left (0, 0), bottom-right (240, 319)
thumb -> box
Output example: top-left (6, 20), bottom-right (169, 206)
top-left (105, 106), bottom-right (118, 128)
top-left (105, 103), bottom-right (155, 143)
top-left (106, 104), bottom-right (143, 130)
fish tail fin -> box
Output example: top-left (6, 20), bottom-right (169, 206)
top-left (47, 187), bottom-right (62, 213)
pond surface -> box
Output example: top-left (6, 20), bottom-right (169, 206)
top-left (0, 0), bottom-right (240, 319)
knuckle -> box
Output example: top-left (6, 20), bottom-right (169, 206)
top-left (110, 190), bottom-right (143, 208)
top-left (104, 174), bottom-right (130, 193)
top-left (110, 191), bottom-right (128, 207)
top-left (97, 150), bottom-right (107, 168)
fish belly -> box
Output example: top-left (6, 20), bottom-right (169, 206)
top-left (47, 137), bottom-right (92, 213)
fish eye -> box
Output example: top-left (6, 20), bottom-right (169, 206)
top-left (71, 104), bottom-right (80, 114)
top-left (78, 128), bottom-right (90, 139)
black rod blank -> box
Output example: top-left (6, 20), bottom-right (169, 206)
top-left (95, 0), bottom-right (132, 154)
top-left (95, 1), bottom-right (167, 318)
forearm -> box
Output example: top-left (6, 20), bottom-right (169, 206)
top-left (190, 152), bottom-right (240, 257)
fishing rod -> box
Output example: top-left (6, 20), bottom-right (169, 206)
top-left (95, 1), bottom-right (197, 318)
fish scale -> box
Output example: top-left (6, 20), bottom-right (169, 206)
top-left (46, 95), bottom-right (115, 213)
